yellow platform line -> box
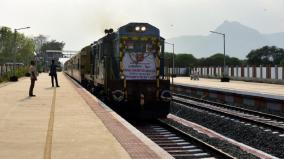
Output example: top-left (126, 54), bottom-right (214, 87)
top-left (44, 88), bottom-right (56, 159)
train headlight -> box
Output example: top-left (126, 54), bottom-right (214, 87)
top-left (141, 26), bottom-right (146, 31)
top-left (135, 26), bottom-right (140, 31)
top-left (112, 90), bottom-right (124, 102)
top-left (160, 90), bottom-right (172, 102)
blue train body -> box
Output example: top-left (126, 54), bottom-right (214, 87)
top-left (64, 22), bottom-right (171, 118)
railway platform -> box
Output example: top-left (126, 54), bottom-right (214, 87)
top-left (174, 77), bottom-right (284, 114)
top-left (0, 73), bottom-right (172, 159)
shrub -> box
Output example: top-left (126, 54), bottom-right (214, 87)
top-left (0, 67), bottom-right (29, 83)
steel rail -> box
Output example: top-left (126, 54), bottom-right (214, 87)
top-left (173, 95), bottom-right (284, 133)
top-left (173, 92), bottom-right (284, 122)
top-left (157, 119), bottom-right (236, 159)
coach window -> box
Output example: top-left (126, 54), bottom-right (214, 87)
top-left (77, 59), bottom-right (79, 69)
top-left (96, 46), bottom-right (99, 60)
top-left (100, 44), bottom-right (104, 60)
top-left (98, 44), bottom-right (101, 60)
top-left (104, 43), bottom-right (111, 56)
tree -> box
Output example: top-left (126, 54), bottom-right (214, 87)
top-left (164, 52), bottom-right (174, 67)
top-left (174, 53), bottom-right (197, 67)
top-left (41, 40), bottom-right (65, 53)
top-left (0, 27), bottom-right (14, 63)
top-left (0, 26), bottom-right (35, 65)
top-left (206, 53), bottom-right (225, 66)
top-left (36, 40), bottom-right (65, 71)
top-left (163, 52), bottom-right (241, 67)
top-left (280, 58), bottom-right (284, 66)
top-left (15, 34), bottom-right (35, 65)
top-left (197, 53), bottom-right (241, 67)
top-left (33, 35), bottom-right (48, 54)
top-left (227, 57), bottom-right (242, 66)
top-left (164, 53), bottom-right (198, 67)
top-left (246, 46), bottom-right (284, 66)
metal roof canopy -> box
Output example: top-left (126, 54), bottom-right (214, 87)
top-left (45, 50), bottom-right (78, 53)
top-left (45, 50), bottom-right (78, 58)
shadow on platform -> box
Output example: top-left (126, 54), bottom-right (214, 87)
top-left (44, 87), bottom-right (54, 90)
top-left (18, 96), bottom-right (32, 102)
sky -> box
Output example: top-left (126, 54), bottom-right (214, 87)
top-left (1, 0), bottom-right (284, 52)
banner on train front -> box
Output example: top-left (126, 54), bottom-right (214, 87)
top-left (123, 52), bottom-right (156, 80)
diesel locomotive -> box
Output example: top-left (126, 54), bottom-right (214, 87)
top-left (64, 22), bottom-right (171, 118)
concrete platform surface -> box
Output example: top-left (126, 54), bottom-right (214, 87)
top-left (175, 77), bottom-right (284, 100)
top-left (0, 73), bottom-right (171, 159)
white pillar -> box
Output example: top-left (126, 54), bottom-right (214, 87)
top-left (275, 65), bottom-right (278, 80)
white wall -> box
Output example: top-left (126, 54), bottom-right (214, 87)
top-left (175, 66), bottom-right (284, 81)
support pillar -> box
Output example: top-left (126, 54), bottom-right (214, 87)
top-left (253, 65), bottom-right (256, 78)
top-left (241, 66), bottom-right (244, 77)
top-left (275, 65), bottom-right (278, 80)
top-left (260, 65), bottom-right (263, 79)
top-left (266, 65), bottom-right (271, 79)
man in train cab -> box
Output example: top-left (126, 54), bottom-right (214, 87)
top-left (29, 60), bottom-right (37, 97)
top-left (49, 60), bottom-right (60, 87)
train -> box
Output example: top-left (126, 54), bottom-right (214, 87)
top-left (64, 22), bottom-right (171, 118)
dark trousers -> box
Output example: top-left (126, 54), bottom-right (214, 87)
top-left (51, 74), bottom-right (59, 87)
top-left (29, 79), bottom-right (35, 96)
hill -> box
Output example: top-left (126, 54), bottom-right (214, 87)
top-left (167, 21), bottom-right (284, 59)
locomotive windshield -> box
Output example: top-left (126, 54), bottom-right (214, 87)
top-left (125, 41), bottom-right (155, 53)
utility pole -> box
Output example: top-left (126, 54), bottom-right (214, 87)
top-left (165, 41), bottom-right (175, 84)
top-left (210, 31), bottom-right (229, 82)
top-left (10, 27), bottom-right (30, 81)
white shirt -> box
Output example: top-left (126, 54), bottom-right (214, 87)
top-left (29, 65), bottom-right (37, 79)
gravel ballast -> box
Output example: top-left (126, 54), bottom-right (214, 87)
top-left (162, 118), bottom-right (259, 159)
top-left (171, 102), bottom-right (284, 158)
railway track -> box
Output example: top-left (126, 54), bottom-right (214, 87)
top-left (173, 93), bottom-right (284, 134)
top-left (135, 120), bottom-right (234, 159)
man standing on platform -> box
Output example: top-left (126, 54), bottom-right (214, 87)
top-left (29, 61), bottom-right (37, 97)
top-left (50, 60), bottom-right (60, 87)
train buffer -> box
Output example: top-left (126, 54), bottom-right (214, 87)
top-left (0, 73), bottom-right (172, 159)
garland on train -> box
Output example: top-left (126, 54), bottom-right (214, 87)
top-left (119, 36), bottom-right (161, 101)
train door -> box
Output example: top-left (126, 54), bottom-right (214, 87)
top-left (91, 44), bottom-right (96, 76)
top-left (101, 35), bottom-right (115, 97)
top-left (71, 59), bottom-right (73, 76)
top-left (95, 42), bottom-right (105, 85)
top-left (160, 37), bottom-right (165, 79)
